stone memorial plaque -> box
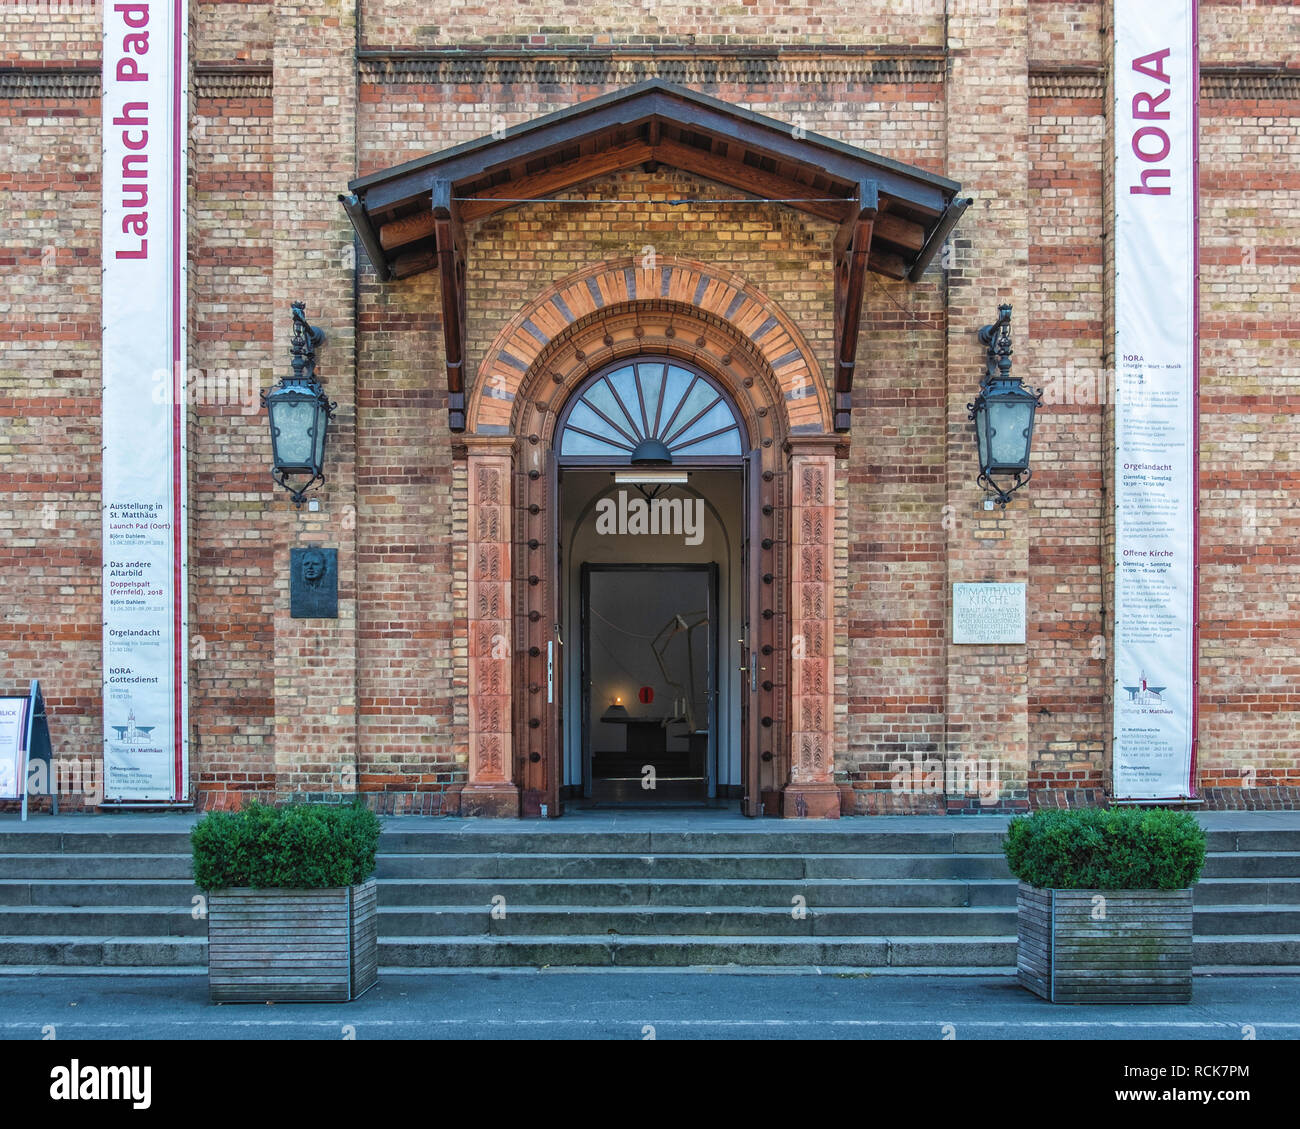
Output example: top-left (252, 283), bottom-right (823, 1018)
top-left (291, 547), bottom-right (338, 619)
top-left (952, 582), bottom-right (1026, 645)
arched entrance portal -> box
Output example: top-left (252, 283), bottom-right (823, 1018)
top-left (460, 259), bottom-right (842, 818)
top-left (559, 358), bottom-right (746, 806)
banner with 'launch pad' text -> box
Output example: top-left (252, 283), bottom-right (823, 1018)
top-left (101, 0), bottom-right (189, 801)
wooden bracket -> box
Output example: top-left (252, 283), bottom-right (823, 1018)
top-left (832, 179), bottom-right (878, 432)
top-left (433, 179), bottom-right (468, 431)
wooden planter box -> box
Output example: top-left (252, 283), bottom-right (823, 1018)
top-left (207, 879), bottom-right (378, 1003)
top-left (1017, 883), bottom-right (1193, 1004)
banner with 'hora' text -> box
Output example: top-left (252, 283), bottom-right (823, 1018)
top-left (1111, 0), bottom-right (1199, 800)
top-left (101, 0), bottom-right (189, 801)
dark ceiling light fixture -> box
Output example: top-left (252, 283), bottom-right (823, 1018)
top-left (615, 439), bottom-right (686, 501)
top-left (967, 304), bottom-right (1042, 508)
top-left (262, 302), bottom-right (335, 508)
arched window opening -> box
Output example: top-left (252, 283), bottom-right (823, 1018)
top-left (556, 359), bottom-right (745, 460)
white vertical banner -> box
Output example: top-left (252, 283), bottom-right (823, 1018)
top-left (101, 0), bottom-right (189, 801)
top-left (1112, 1), bottom-right (1198, 799)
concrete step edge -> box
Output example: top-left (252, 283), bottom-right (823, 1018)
top-left (377, 934), bottom-right (1021, 945)
top-left (0, 934), bottom-right (206, 945)
top-left (0, 962), bottom-right (1288, 977)
top-left (0, 966), bottom-right (209, 977)
top-left (0, 878), bottom-right (196, 885)
top-left (1194, 933), bottom-right (1300, 942)
top-left (371, 876), bottom-right (1018, 886)
top-left (375, 851), bottom-right (1014, 860)
top-left (0, 905), bottom-right (197, 915)
top-left (374, 905), bottom-right (1017, 916)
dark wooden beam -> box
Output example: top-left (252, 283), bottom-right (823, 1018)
top-left (905, 195), bottom-right (973, 282)
top-left (867, 249), bottom-right (909, 281)
top-left (835, 205), bottom-right (925, 260)
top-left (390, 248), bottom-right (437, 279)
top-left (652, 137), bottom-right (853, 222)
top-left (873, 212), bottom-right (926, 253)
top-left (457, 140), bottom-right (653, 222)
top-left (456, 135), bottom-right (859, 226)
top-left (833, 179), bottom-right (878, 432)
top-left (339, 193), bottom-right (393, 282)
top-left (433, 178), bottom-right (468, 431)
top-left (379, 210), bottom-right (437, 250)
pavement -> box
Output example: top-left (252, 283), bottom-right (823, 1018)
top-left (2, 970), bottom-right (1298, 1040)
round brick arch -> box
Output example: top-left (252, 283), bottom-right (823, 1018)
top-left (467, 255), bottom-right (833, 439)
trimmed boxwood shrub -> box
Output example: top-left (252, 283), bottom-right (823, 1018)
top-left (191, 801), bottom-right (381, 890)
top-left (1003, 807), bottom-right (1206, 890)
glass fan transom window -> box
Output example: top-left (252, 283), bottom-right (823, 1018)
top-left (558, 361), bottom-right (744, 458)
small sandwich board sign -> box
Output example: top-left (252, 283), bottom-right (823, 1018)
top-left (0, 680), bottom-right (54, 820)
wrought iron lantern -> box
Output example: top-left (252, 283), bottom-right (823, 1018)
top-left (262, 302), bottom-right (335, 508)
top-left (967, 304), bottom-right (1042, 508)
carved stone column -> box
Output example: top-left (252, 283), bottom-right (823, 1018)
top-left (784, 438), bottom-right (840, 818)
top-left (461, 436), bottom-right (520, 816)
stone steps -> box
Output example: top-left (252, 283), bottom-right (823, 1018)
top-left (376, 934), bottom-right (1020, 968)
top-left (0, 935), bottom-right (206, 967)
top-left (374, 876), bottom-right (1020, 907)
top-left (6, 933), bottom-right (1299, 972)
top-left (0, 854), bottom-right (196, 880)
top-left (374, 852), bottom-right (1017, 879)
top-left (0, 878), bottom-right (200, 906)
top-left (3, 848), bottom-right (1296, 880)
top-left (375, 905), bottom-right (1019, 937)
top-left (1, 821), bottom-right (1298, 974)
top-left (0, 906), bottom-right (205, 936)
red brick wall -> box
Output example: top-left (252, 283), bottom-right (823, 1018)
top-left (1026, 80), bottom-right (1107, 803)
top-left (355, 271), bottom-right (467, 807)
top-left (189, 91), bottom-right (277, 808)
top-left (0, 83), bottom-right (103, 805)
top-left (1198, 88), bottom-right (1300, 794)
top-left (1, 1), bottom-right (1297, 812)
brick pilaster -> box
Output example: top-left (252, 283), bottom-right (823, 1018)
top-left (270, 1), bottom-right (359, 801)
top-left (943, 0), bottom-right (1032, 812)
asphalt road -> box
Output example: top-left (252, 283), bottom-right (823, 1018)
top-left (2, 971), bottom-right (1298, 1040)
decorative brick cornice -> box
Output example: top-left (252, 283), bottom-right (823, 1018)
top-left (0, 66), bottom-right (275, 100)
top-left (194, 68), bottom-right (274, 99)
top-left (0, 68), bottom-right (100, 99)
top-left (11, 61), bottom-right (1293, 104)
top-left (1200, 69), bottom-right (1300, 101)
top-left (1028, 71), bottom-right (1103, 100)
top-left (1028, 65), bottom-right (1300, 102)
top-left (358, 55), bottom-right (944, 87)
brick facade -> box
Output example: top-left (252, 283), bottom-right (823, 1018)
top-left (1, 2), bottom-right (1297, 814)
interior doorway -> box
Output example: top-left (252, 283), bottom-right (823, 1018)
top-left (502, 349), bottom-right (791, 818)
top-left (561, 470), bottom-right (743, 808)
top-left (581, 564), bottom-right (717, 804)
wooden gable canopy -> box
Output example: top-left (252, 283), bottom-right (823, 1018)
top-left (340, 80), bottom-right (970, 431)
